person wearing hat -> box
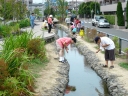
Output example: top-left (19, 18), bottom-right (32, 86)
top-left (65, 16), bottom-right (70, 29)
top-left (48, 15), bottom-right (53, 33)
top-left (56, 37), bottom-right (77, 63)
top-left (94, 36), bottom-right (115, 69)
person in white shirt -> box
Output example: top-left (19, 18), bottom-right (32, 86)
top-left (65, 16), bottom-right (71, 29)
top-left (95, 36), bottom-right (115, 69)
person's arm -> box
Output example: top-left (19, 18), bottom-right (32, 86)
top-left (96, 48), bottom-right (100, 53)
top-left (102, 44), bottom-right (110, 48)
top-left (63, 42), bottom-right (69, 53)
top-left (96, 44), bottom-right (101, 53)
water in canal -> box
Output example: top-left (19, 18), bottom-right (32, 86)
top-left (57, 30), bottom-right (109, 96)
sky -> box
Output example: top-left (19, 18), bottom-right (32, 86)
top-left (33, 0), bottom-right (84, 4)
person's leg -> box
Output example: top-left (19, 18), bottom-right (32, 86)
top-left (109, 49), bottom-right (115, 68)
top-left (30, 21), bottom-right (33, 29)
top-left (56, 42), bottom-right (65, 61)
top-left (110, 61), bottom-right (114, 66)
top-left (48, 23), bottom-right (50, 33)
top-left (49, 24), bottom-right (52, 33)
top-left (105, 60), bottom-right (108, 66)
top-left (32, 21), bottom-right (34, 29)
top-left (104, 50), bottom-right (108, 67)
top-left (59, 49), bottom-right (64, 61)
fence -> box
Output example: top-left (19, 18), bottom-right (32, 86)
top-left (84, 26), bottom-right (128, 54)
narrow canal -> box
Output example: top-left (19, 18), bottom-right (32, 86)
top-left (57, 30), bottom-right (109, 96)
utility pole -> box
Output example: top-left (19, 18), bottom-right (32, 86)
top-left (3, 0), bottom-right (6, 25)
top-left (76, 0), bottom-right (77, 15)
top-left (95, 0), bottom-right (96, 16)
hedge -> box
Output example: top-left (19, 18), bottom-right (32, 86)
top-left (101, 15), bottom-right (115, 25)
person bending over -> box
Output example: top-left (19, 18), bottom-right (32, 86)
top-left (56, 37), bottom-right (77, 63)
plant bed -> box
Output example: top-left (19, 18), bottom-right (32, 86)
top-left (119, 62), bottom-right (128, 70)
top-left (0, 32), bottom-right (48, 95)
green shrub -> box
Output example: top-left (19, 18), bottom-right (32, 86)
top-left (27, 38), bottom-right (46, 61)
top-left (119, 62), bottom-right (128, 70)
top-left (0, 25), bottom-right (12, 37)
top-left (101, 15), bottom-right (115, 25)
top-left (112, 36), bottom-right (119, 55)
top-left (117, 2), bottom-right (124, 26)
top-left (19, 19), bottom-right (30, 28)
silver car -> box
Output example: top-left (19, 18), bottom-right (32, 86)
top-left (97, 19), bottom-right (110, 28)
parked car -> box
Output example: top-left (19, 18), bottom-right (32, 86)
top-left (92, 15), bottom-right (104, 26)
top-left (97, 19), bottom-right (110, 28)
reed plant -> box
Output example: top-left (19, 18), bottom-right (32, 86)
top-left (0, 28), bottom-right (47, 95)
top-left (86, 28), bottom-right (97, 42)
top-left (27, 38), bottom-right (47, 61)
top-left (112, 36), bottom-right (119, 55)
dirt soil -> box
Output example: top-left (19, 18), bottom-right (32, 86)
top-left (34, 43), bottom-right (61, 95)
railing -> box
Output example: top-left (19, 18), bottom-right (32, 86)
top-left (85, 26), bottom-right (128, 54)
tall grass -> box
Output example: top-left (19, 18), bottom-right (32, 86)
top-left (0, 30), bottom-right (47, 95)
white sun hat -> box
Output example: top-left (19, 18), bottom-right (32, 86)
top-left (49, 15), bottom-right (53, 18)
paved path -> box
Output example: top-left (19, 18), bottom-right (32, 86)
top-left (21, 21), bottom-right (55, 39)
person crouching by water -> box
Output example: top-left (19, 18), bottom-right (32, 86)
top-left (72, 27), bottom-right (77, 38)
top-left (94, 36), bottom-right (115, 69)
top-left (56, 37), bottom-right (77, 63)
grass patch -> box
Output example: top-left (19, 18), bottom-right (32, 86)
top-left (119, 62), bottom-right (128, 70)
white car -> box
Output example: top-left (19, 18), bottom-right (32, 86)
top-left (92, 16), bottom-right (104, 26)
top-left (97, 19), bottom-right (110, 28)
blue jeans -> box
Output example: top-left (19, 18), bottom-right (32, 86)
top-left (30, 20), bottom-right (34, 29)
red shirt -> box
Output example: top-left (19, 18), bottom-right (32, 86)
top-left (48, 17), bottom-right (52, 24)
top-left (56, 37), bottom-right (72, 48)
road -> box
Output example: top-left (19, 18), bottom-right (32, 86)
top-left (81, 19), bottom-right (128, 51)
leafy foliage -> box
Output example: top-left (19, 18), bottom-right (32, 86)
top-left (44, 7), bottom-right (55, 17)
top-left (101, 15), bottom-right (115, 25)
top-left (126, 1), bottom-right (128, 27)
top-left (19, 19), bottom-right (30, 28)
top-left (116, 2), bottom-right (124, 26)
top-left (0, 0), bottom-right (27, 20)
top-left (78, 1), bottom-right (100, 18)
top-left (56, 0), bottom-right (68, 22)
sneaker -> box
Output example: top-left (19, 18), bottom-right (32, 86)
top-left (109, 66), bottom-right (114, 69)
top-left (59, 60), bottom-right (66, 64)
top-left (103, 65), bottom-right (108, 68)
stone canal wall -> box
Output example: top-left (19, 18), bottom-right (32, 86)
top-left (55, 24), bottom-right (128, 96)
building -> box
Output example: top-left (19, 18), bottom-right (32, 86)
top-left (29, 3), bottom-right (45, 16)
top-left (68, 1), bottom-right (83, 12)
top-left (100, 0), bottom-right (127, 14)
top-left (83, 0), bottom-right (126, 14)
top-left (21, 0), bottom-right (33, 4)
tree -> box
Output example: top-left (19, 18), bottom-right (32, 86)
top-left (0, 0), bottom-right (27, 20)
top-left (44, 7), bottom-right (55, 17)
top-left (56, 0), bottom-right (68, 22)
top-left (34, 8), bottom-right (40, 16)
top-left (116, 2), bottom-right (124, 26)
top-left (126, 1), bottom-right (128, 27)
top-left (78, 1), bottom-right (100, 18)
